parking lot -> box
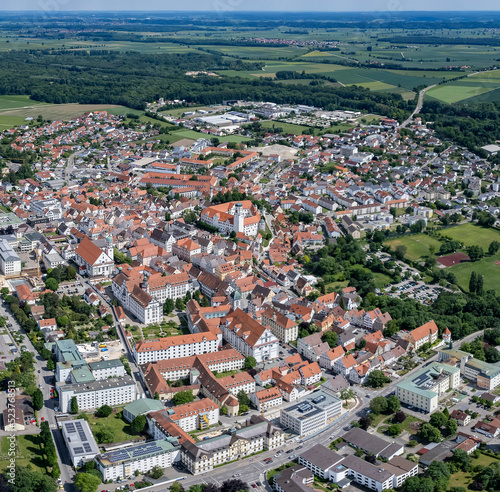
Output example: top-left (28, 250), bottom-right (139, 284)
top-left (381, 279), bottom-right (446, 304)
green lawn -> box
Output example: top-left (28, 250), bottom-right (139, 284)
top-left (384, 234), bottom-right (442, 261)
top-left (373, 272), bottom-right (394, 289)
top-left (449, 250), bottom-right (500, 293)
top-left (171, 129), bottom-right (251, 143)
top-left (0, 435), bottom-right (47, 474)
top-left (324, 280), bottom-right (349, 294)
top-left (88, 409), bottom-right (142, 443)
top-left (215, 370), bottom-right (240, 379)
top-left (0, 95), bottom-right (45, 110)
top-left (439, 223), bottom-right (500, 247)
top-left (259, 120), bottom-right (317, 135)
top-left (448, 452), bottom-right (500, 490)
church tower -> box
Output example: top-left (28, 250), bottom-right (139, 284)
top-left (234, 202), bottom-right (244, 234)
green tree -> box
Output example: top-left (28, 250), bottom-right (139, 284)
top-left (321, 331), bottom-right (338, 348)
top-left (45, 277), bottom-right (59, 292)
top-left (70, 396), bottom-right (79, 414)
top-left (244, 356), bottom-right (257, 369)
top-left (370, 396), bottom-right (388, 415)
top-left (429, 411), bottom-right (448, 428)
top-left (96, 405), bottom-right (113, 418)
top-left (175, 297), bottom-right (185, 311)
top-left (386, 424), bottom-right (402, 437)
top-left (172, 390), bottom-right (194, 406)
top-left (67, 265), bottom-right (76, 280)
top-left (419, 423), bottom-right (442, 443)
top-left (469, 271), bottom-right (477, 293)
top-left (446, 418), bottom-right (458, 436)
top-left (476, 274), bottom-right (484, 296)
top-left (150, 466), bottom-right (164, 479)
top-left (32, 388), bottom-right (44, 411)
top-left (467, 245), bottom-right (484, 262)
top-left (340, 388), bottom-right (356, 402)
top-left (451, 448), bottom-right (471, 471)
top-left (386, 395), bottom-right (401, 413)
top-left (237, 390), bottom-right (251, 407)
top-left (154, 392), bottom-right (160, 400)
top-left (366, 370), bottom-right (391, 388)
top-left (131, 415), bottom-right (147, 433)
top-left (163, 298), bottom-right (175, 315)
top-left (95, 427), bottom-right (114, 444)
top-left (424, 461), bottom-right (450, 492)
top-left (489, 241), bottom-right (500, 255)
top-left (74, 472), bottom-right (101, 492)
top-left (170, 480), bottom-right (185, 492)
top-left (46, 359), bottom-right (55, 371)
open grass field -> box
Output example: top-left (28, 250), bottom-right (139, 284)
top-left (88, 408), bottom-right (142, 444)
top-left (0, 103), bottom-right (125, 123)
top-left (439, 223), bottom-right (500, 247)
top-left (198, 45), bottom-right (308, 59)
top-left (426, 69), bottom-right (500, 103)
top-left (384, 234), bottom-right (442, 261)
top-left (0, 95), bottom-right (46, 111)
top-left (259, 120), bottom-right (317, 135)
top-left (449, 250), bottom-right (500, 293)
top-left (373, 272), bottom-right (394, 289)
top-left (0, 435), bottom-right (46, 473)
top-left (448, 453), bottom-right (500, 490)
top-left (171, 129), bottom-right (251, 143)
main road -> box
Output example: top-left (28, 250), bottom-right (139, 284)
top-left (401, 84), bottom-right (437, 128)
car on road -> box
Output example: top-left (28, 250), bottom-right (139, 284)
top-left (286, 449), bottom-right (293, 453)
top-left (268, 460), bottom-right (273, 464)
top-left (252, 484), bottom-right (257, 488)
top-left (296, 446), bottom-right (303, 450)
top-left (256, 482), bottom-right (262, 486)
top-left (233, 473), bottom-right (241, 477)
top-left (290, 454), bottom-right (297, 459)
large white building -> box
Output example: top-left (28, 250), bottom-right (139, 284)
top-left (112, 267), bottom-right (192, 324)
top-left (30, 198), bottom-right (63, 220)
top-left (88, 359), bottom-right (126, 380)
top-left (95, 439), bottom-right (181, 482)
top-left (220, 308), bottom-right (279, 363)
top-left (181, 416), bottom-right (285, 475)
top-left (280, 390), bottom-right (342, 436)
top-left (396, 362), bottom-right (460, 413)
top-left (133, 332), bottom-right (219, 365)
top-left (57, 375), bottom-right (137, 413)
top-left (200, 200), bottom-right (261, 236)
top-left (61, 419), bottom-right (100, 467)
top-left (0, 238), bottom-right (21, 276)
top-left (75, 236), bottom-right (114, 278)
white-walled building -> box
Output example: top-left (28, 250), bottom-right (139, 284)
top-left (220, 308), bottom-right (279, 363)
top-left (0, 238), bottom-right (21, 276)
top-left (75, 236), bottom-right (114, 278)
top-left (280, 390), bottom-right (342, 436)
top-left (134, 333), bottom-right (219, 365)
top-left (96, 439), bottom-right (181, 481)
top-left (200, 200), bottom-right (261, 236)
top-left (61, 419), bottom-right (100, 467)
top-left (88, 359), bottom-right (126, 380)
top-left (57, 375), bottom-right (137, 413)
top-left (250, 387), bottom-right (283, 412)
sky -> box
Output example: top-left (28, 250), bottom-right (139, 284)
top-left (4, 1), bottom-right (500, 11)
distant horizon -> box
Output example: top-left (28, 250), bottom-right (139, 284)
top-left (1, 5), bottom-right (500, 13)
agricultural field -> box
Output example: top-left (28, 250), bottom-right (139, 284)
top-left (198, 44), bottom-right (308, 59)
top-left (171, 129), bottom-right (251, 143)
top-left (384, 234), bottom-right (442, 261)
top-left (426, 69), bottom-right (500, 104)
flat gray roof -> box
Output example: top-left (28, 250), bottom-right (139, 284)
top-left (61, 419), bottom-right (99, 458)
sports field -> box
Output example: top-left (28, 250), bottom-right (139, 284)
top-left (426, 70), bottom-right (500, 104)
top-left (439, 223), bottom-right (500, 247)
top-left (384, 234), bottom-right (442, 261)
top-left (449, 251), bottom-right (500, 293)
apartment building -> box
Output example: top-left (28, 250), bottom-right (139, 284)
top-left (280, 390), bottom-right (342, 436)
top-left (0, 238), bottom-right (21, 276)
top-left (260, 306), bottom-right (299, 343)
top-left (152, 398), bottom-right (219, 433)
top-left (57, 375), bottom-right (137, 413)
top-left (30, 198), bottom-right (63, 220)
top-left (250, 387), bottom-right (283, 412)
top-left (95, 439), bottom-right (181, 481)
top-left (88, 359), bottom-right (126, 380)
top-left (220, 308), bottom-right (279, 363)
top-left (200, 200), bottom-right (261, 236)
top-left (181, 416), bottom-right (284, 474)
top-left (396, 362), bottom-right (460, 413)
top-left (408, 320), bottom-right (439, 350)
top-left (439, 348), bottom-right (500, 390)
top-left (297, 332), bottom-right (330, 362)
top-left (134, 333), bottom-right (219, 364)
top-left (172, 238), bottom-right (202, 262)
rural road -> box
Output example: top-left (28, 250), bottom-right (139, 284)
top-left (401, 84), bottom-right (437, 128)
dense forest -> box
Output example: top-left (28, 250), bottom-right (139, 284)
top-left (420, 99), bottom-right (500, 157)
top-left (0, 50), bottom-right (410, 118)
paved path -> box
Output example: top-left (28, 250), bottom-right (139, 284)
top-left (401, 84), bottom-right (437, 128)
